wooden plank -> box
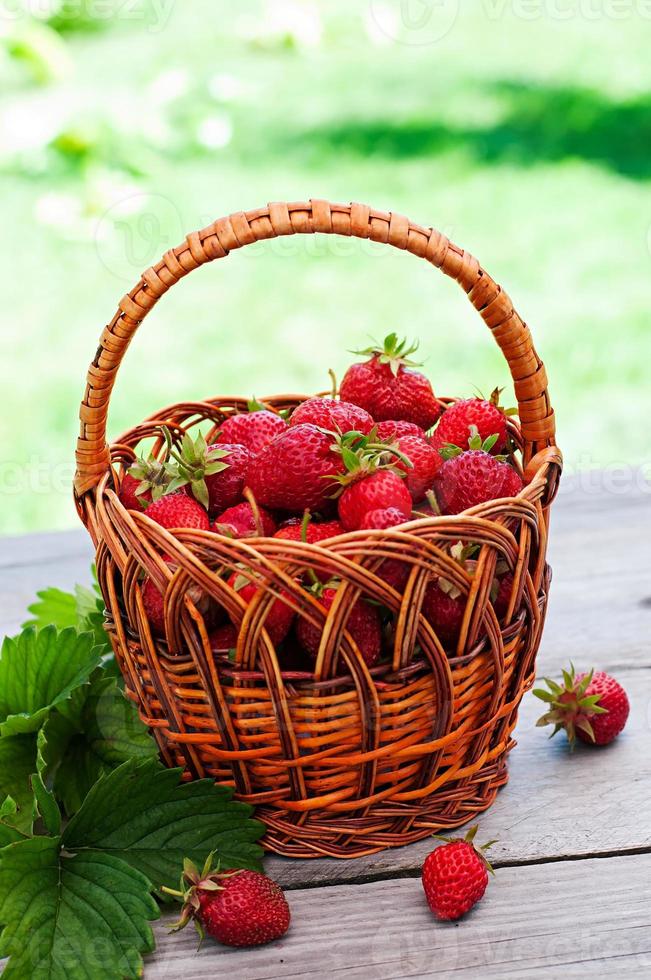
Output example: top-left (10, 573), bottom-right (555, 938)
top-left (0, 529), bottom-right (91, 569)
top-left (146, 852), bottom-right (651, 978)
top-left (266, 663), bottom-right (651, 888)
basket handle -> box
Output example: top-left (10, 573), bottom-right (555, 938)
top-left (75, 199), bottom-right (557, 495)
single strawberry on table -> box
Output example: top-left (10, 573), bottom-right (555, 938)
top-left (340, 333), bottom-right (441, 429)
top-left (534, 664), bottom-right (630, 746)
top-left (214, 399), bottom-right (288, 455)
top-left (432, 425), bottom-right (523, 515)
top-left (430, 388), bottom-right (515, 454)
top-left (163, 855), bottom-right (290, 947)
top-left (422, 825), bottom-right (495, 921)
top-left (289, 396), bottom-right (374, 434)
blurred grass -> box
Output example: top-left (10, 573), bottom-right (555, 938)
top-left (0, 0), bottom-right (649, 534)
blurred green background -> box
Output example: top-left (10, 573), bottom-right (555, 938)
top-left (1, 0), bottom-right (649, 534)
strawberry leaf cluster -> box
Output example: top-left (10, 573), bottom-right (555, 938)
top-left (0, 573), bottom-right (265, 978)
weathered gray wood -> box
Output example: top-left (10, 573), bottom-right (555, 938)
top-left (147, 852), bottom-right (651, 978)
top-left (267, 663), bottom-right (651, 888)
top-left (0, 531), bottom-right (93, 637)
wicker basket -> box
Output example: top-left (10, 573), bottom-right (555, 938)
top-left (74, 200), bottom-right (562, 859)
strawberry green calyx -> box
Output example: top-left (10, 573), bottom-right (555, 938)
top-left (533, 664), bottom-right (608, 746)
top-left (247, 396), bottom-right (269, 413)
top-left (164, 430), bottom-right (230, 511)
top-left (127, 453), bottom-right (172, 503)
top-left (437, 540), bottom-right (479, 599)
top-left (438, 424), bottom-right (504, 461)
top-left (434, 824), bottom-right (497, 875)
top-left (352, 332), bottom-right (422, 376)
top-left (327, 427), bottom-right (413, 493)
top-left (162, 853), bottom-right (235, 938)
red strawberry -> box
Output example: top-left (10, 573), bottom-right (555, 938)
top-left (534, 665), bottom-right (630, 746)
top-left (359, 507), bottom-right (409, 529)
top-left (360, 508), bottom-right (411, 592)
top-left (376, 420), bottom-right (428, 442)
top-left (142, 577), bottom-right (166, 635)
top-left (338, 470), bottom-right (412, 531)
top-left (208, 623), bottom-right (238, 654)
top-left (164, 431), bottom-right (252, 516)
top-left (492, 571), bottom-right (514, 618)
top-left (246, 424), bottom-right (348, 511)
top-left (164, 857), bottom-right (290, 947)
top-left (118, 452), bottom-right (172, 510)
top-left (228, 571), bottom-right (294, 645)
top-left (145, 492), bottom-right (210, 531)
top-left (422, 582), bottom-right (465, 646)
top-left (289, 397), bottom-right (374, 434)
top-left (430, 389), bottom-right (513, 454)
top-left (393, 434), bottom-right (442, 503)
top-left (422, 826), bottom-right (494, 921)
top-left (215, 401), bottom-right (288, 455)
top-left (214, 502), bottom-right (276, 537)
top-left (421, 542), bottom-right (478, 646)
top-left (297, 586), bottom-right (382, 669)
top-left (433, 427), bottom-right (523, 515)
top-left (274, 518), bottom-right (344, 542)
top-left (340, 333), bottom-right (441, 429)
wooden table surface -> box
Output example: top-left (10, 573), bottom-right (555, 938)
top-left (1, 475), bottom-right (650, 978)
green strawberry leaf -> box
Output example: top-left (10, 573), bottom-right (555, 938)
top-left (0, 836), bottom-right (159, 979)
top-left (23, 572), bottom-right (112, 657)
top-left (30, 772), bottom-right (61, 836)
top-left (23, 587), bottom-right (77, 631)
top-left (0, 735), bottom-right (38, 833)
top-left (63, 758), bottom-right (265, 892)
top-left (40, 677), bottom-right (158, 816)
top-left (0, 627), bottom-right (102, 736)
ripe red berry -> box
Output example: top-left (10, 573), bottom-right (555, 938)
top-left (208, 623), bottom-right (239, 654)
top-left (422, 581), bottom-right (466, 646)
top-left (375, 420), bottom-right (428, 442)
top-left (214, 502), bottom-right (277, 537)
top-left (202, 443), bottom-right (252, 514)
top-left (118, 473), bottom-right (150, 510)
top-left (338, 470), bottom-right (412, 531)
top-left (289, 397), bottom-right (374, 434)
top-left (340, 334), bottom-right (441, 429)
top-left (359, 507), bottom-right (409, 530)
top-left (393, 434), bottom-right (442, 503)
top-left (297, 586), bottom-right (382, 670)
top-left (431, 391), bottom-right (511, 454)
top-left (165, 858), bottom-right (290, 948)
top-left (534, 665), bottom-right (630, 746)
top-left (274, 518), bottom-right (344, 542)
top-left (247, 424), bottom-right (347, 512)
top-left (227, 572), bottom-right (295, 646)
top-left (145, 492), bottom-right (211, 532)
top-left (142, 577), bottom-right (166, 635)
top-left (422, 827), bottom-right (493, 921)
top-left (433, 448), bottom-right (523, 515)
top-left (215, 406), bottom-right (288, 455)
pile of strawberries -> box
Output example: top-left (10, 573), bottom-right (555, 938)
top-left (119, 334), bottom-right (524, 663)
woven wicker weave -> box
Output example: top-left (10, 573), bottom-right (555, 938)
top-left (74, 200), bottom-right (562, 859)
